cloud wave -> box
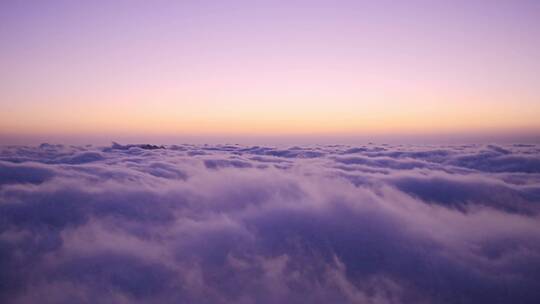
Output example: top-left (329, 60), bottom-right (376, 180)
top-left (1, 143), bottom-right (540, 303)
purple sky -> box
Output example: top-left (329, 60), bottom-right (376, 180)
top-left (1, 0), bottom-right (539, 143)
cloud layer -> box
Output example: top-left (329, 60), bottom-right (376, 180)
top-left (1, 142), bottom-right (540, 303)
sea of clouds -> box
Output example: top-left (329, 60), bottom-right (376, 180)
top-left (1, 142), bottom-right (540, 303)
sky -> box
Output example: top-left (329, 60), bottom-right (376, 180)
top-left (1, 0), bottom-right (539, 144)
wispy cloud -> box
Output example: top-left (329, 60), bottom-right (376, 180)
top-left (1, 143), bottom-right (540, 303)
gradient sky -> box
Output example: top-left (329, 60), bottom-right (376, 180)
top-left (1, 0), bottom-right (539, 143)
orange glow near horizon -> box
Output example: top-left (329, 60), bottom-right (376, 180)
top-left (2, 84), bottom-right (539, 138)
